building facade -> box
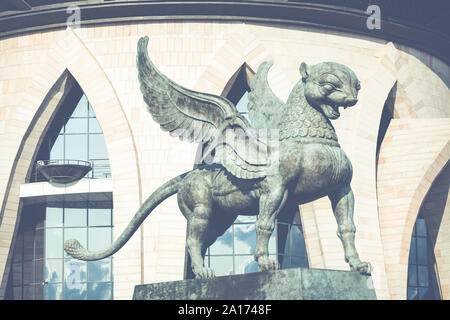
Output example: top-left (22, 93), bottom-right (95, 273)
top-left (0, 0), bottom-right (449, 300)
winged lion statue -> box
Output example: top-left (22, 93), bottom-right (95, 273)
top-left (64, 36), bottom-right (372, 277)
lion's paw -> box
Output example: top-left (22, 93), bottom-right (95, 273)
top-left (257, 256), bottom-right (280, 271)
top-left (194, 267), bottom-right (215, 279)
top-left (349, 258), bottom-right (372, 275)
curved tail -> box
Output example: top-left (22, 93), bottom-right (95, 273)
top-left (64, 173), bottom-right (186, 261)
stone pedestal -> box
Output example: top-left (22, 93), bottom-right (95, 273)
top-left (133, 268), bottom-right (377, 300)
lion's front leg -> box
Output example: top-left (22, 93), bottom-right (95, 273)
top-left (254, 182), bottom-right (288, 271)
top-left (329, 185), bottom-right (372, 275)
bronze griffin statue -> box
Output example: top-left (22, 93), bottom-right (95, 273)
top-left (64, 36), bottom-right (372, 277)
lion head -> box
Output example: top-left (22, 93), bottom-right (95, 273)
top-left (300, 61), bottom-right (360, 120)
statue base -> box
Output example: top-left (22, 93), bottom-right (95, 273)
top-left (133, 267), bottom-right (377, 300)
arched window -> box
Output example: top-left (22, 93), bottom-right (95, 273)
top-left (185, 63), bottom-right (309, 278)
top-left (6, 82), bottom-right (113, 300)
top-left (407, 211), bottom-right (441, 300)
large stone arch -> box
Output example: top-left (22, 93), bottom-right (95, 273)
top-left (0, 28), bottom-right (142, 299)
top-left (377, 119), bottom-right (450, 299)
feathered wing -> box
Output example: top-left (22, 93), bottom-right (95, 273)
top-left (137, 36), bottom-right (273, 179)
top-left (247, 61), bottom-right (285, 129)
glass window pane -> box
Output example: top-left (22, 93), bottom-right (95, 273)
top-left (417, 238), bottom-right (428, 265)
top-left (89, 134), bottom-right (108, 160)
top-left (408, 265), bottom-right (418, 286)
top-left (23, 231), bottom-right (34, 261)
top-left (88, 259), bottom-right (111, 282)
top-left (35, 259), bottom-right (44, 284)
top-left (268, 227), bottom-right (277, 255)
top-left (13, 286), bottom-right (22, 300)
top-left (35, 228), bottom-right (44, 260)
top-left (64, 208), bottom-right (87, 227)
top-left (65, 134), bottom-right (88, 161)
top-left (407, 287), bottom-right (418, 300)
top-left (65, 118), bottom-right (88, 134)
top-left (64, 228), bottom-right (87, 257)
top-left (234, 255), bottom-right (258, 275)
top-left (64, 283), bottom-right (87, 300)
top-left (45, 259), bottom-right (63, 283)
top-left (277, 223), bottom-right (289, 255)
top-left (291, 255), bottom-right (308, 268)
top-left (418, 265), bottom-right (429, 287)
top-left (12, 263), bottom-right (22, 286)
top-left (44, 283), bottom-right (63, 300)
top-left (408, 238), bottom-right (417, 265)
top-left (88, 227), bottom-right (111, 252)
top-left (35, 284), bottom-right (44, 300)
top-left (209, 227), bottom-right (233, 255)
top-left (72, 95), bottom-right (89, 118)
top-left (50, 135), bottom-right (64, 160)
top-left (23, 261), bottom-right (33, 285)
top-left (13, 235), bottom-right (23, 263)
top-left (209, 256), bottom-right (233, 276)
top-left (46, 206), bottom-right (63, 228)
top-left (64, 259), bottom-right (87, 284)
top-left (235, 91), bottom-right (249, 113)
top-left (234, 224), bottom-right (255, 254)
top-left (418, 287), bottom-right (428, 300)
top-left (88, 208), bottom-right (111, 226)
top-left (88, 282), bottom-right (112, 300)
top-left (87, 102), bottom-right (95, 117)
top-left (23, 285), bottom-right (34, 299)
top-left (89, 118), bottom-right (102, 134)
top-left (45, 228), bottom-right (63, 258)
top-left (290, 224), bottom-right (307, 257)
top-left (235, 215), bottom-right (256, 223)
top-left (416, 219), bottom-right (427, 237)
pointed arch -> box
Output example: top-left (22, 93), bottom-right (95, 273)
top-left (0, 28), bottom-right (142, 299)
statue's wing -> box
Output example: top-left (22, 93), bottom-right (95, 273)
top-left (247, 61), bottom-right (285, 129)
top-left (137, 36), bottom-right (274, 179)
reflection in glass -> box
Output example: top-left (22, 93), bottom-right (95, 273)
top-left (65, 134), bottom-right (88, 161)
top-left (45, 259), bottom-right (63, 283)
top-left (13, 235), bottom-right (23, 263)
top-left (65, 118), bottom-right (87, 134)
top-left (209, 228), bottom-right (233, 255)
top-left (88, 259), bottom-right (111, 282)
top-left (45, 283), bottom-right (63, 300)
top-left (12, 263), bottom-right (22, 286)
top-left (34, 229), bottom-right (44, 260)
top-left (234, 255), bottom-right (258, 274)
top-left (88, 208), bottom-right (111, 226)
top-left (64, 259), bottom-right (87, 284)
top-left (45, 228), bottom-right (63, 258)
top-left (88, 228), bottom-right (111, 252)
top-left (72, 95), bottom-right (88, 118)
top-left (209, 256), bottom-right (233, 276)
top-left (89, 118), bottom-right (102, 134)
top-left (234, 224), bottom-right (255, 254)
top-left (64, 283), bottom-right (87, 300)
top-left (23, 285), bottom-right (34, 300)
top-left (50, 135), bottom-right (64, 159)
top-left (34, 260), bottom-right (44, 284)
top-left (88, 282), bottom-right (112, 300)
top-left (89, 134), bottom-right (108, 160)
top-left (64, 208), bottom-right (87, 227)
top-left (23, 231), bottom-right (34, 261)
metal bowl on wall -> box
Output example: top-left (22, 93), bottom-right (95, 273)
top-left (36, 159), bottom-right (92, 184)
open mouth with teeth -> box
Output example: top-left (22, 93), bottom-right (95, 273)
top-left (319, 103), bottom-right (348, 120)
